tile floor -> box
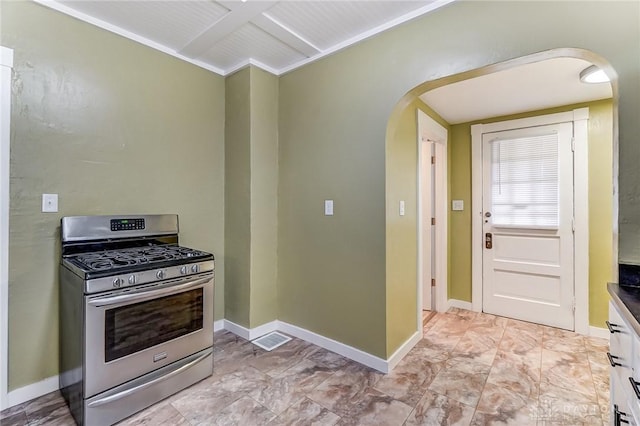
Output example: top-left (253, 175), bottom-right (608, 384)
top-left (0, 308), bottom-right (610, 425)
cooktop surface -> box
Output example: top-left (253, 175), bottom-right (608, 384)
top-left (65, 245), bottom-right (212, 274)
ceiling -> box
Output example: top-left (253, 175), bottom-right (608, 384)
top-left (36, 0), bottom-right (453, 76)
top-left (34, 2), bottom-right (612, 121)
top-left (420, 57), bottom-right (613, 124)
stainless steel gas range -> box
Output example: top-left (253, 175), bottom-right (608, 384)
top-left (59, 214), bottom-right (214, 426)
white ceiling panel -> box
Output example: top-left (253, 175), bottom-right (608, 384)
top-left (199, 23), bottom-right (307, 72)
top-left (36, 0), bottom-right (453, 75)
top-left (26, 3), bottom-right (614, 131)
top-left (59, 1), bottom-right (230, 51)
top-left (264, 1), bottom-right (432, 50)
top-left (178, 1), bottom-right (278, 58)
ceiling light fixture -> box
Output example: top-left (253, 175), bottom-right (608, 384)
top-left (580, 65), bottom-right (609, 84)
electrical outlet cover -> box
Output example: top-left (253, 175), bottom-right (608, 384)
top-left (42, 193), bottom-right (58, 213)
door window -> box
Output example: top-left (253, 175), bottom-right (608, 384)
top-left (490, 132), bottom-right (559, 228)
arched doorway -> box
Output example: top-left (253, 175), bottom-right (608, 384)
top-left (385, 48), bottom-right (618, 339)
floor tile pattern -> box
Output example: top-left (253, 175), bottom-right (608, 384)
top-left (0, 308), bottom-right (610, 425)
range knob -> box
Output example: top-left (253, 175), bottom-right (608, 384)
top-left (180, 266), bottom-right (187, 275)
top-left (156, 270), bottom-right (166, 280)
top-left (128, 275), bottom-right (137, 285)
top-left (191, 264), bottom-right (199, 273)
top-left (112, 278), bottom-right (123, 288)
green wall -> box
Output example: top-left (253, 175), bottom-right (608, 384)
top-left (446, 100), bottom-right (614, 326)
top-left (224, 68), bottom-right (252, 326)
top-left (448, 125), bottom-right (473, 301)
top-left (278, 57), bottom-right (388, 357)
top-left (249, 67), bottom-right (279, 328)
top-left (1, 1), bottom-right (225, 390)
top-left (385, 99), bottom-right (449, 355)
top-left (281, 1), bottom-right (637, 357)
top-left (588, 100), bottom-right (615, 326)
top-left (225, 67), bottom-right (279, 328)
top-left (385, 100), bottom-right (420, 356)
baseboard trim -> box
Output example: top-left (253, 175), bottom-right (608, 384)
top-left (589, 326), bottom-right (609, 339)
top-left (276, 321), bottom-right (389, 373)
top-left (222, 319), bottom-right (251, 340)
top-left (222, 319), bottom-right (278, 341)
top-left (386, 331), bottom-right (422, 371)
top-left (213, 319), bottom-right (225, 332)
top-left (7, 375), bottom-right (58, 408)
top-left (220, 319), bottom-right (422, 374)
top-left (248, 320), bottom-right (279, 340)
top-left (447, 299), bottom-right (473, 311)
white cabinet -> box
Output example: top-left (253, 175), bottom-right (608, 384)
top-left (630, 331), bottom-right (640, 424)
top-left (610, 301), bottom-right (633, 382)
top-left (609, 300), bottom-right (640, 425)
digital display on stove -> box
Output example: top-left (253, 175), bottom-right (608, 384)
top-left (110, 218), bottom-right (145, 231)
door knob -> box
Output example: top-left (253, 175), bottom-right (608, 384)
top-left (485, 233), bottom-right (493, 249)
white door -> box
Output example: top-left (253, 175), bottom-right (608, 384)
top-left (421, 140), bottom-right (434, 311)
top-left (482, 122), bottom-right (574, 330)
top-left (418, 109), bottom-right (448, 316)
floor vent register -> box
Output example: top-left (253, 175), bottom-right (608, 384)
top-left (251, 332), bottom-right (292, 351)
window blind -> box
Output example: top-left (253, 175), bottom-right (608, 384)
top-left (490, 132), bottom-right (559, 228)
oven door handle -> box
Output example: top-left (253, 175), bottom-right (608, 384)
top-left (88, 276), bottom-right (212, 307)
top-left (86, 348), bottom-right (213, 408)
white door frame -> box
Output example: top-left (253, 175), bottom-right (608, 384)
top-left (471, 108), bottom-right (589, 334)
top-left (1, 46), bottom-right (14, 410)
top-left (417, 109), bottom-right (448, 325)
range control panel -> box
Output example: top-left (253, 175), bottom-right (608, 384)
top-left (110, 218), bottom-right (145, 232)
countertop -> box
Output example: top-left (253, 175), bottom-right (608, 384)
top-left (608, 282), bottom-right (640, 337)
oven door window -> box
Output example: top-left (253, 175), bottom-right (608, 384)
top-left (104, 288), bottom-right (203, 362)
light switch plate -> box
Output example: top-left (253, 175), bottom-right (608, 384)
top-left (399, 200), bottom-right (405, 216)
top-left (452, 200), bottom-right (464, 211)
top-left (42, 193), bottom-right (58, 213)
top-left (324, 200), bottom-right (334, 216)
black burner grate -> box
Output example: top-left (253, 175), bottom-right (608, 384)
top-left (70, 245), bottom-right (209, 272)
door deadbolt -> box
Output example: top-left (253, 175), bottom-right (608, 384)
top-left (484, 212), bottom-right (492, 217)
top-left (485, 233), bottom-right (493, 249)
